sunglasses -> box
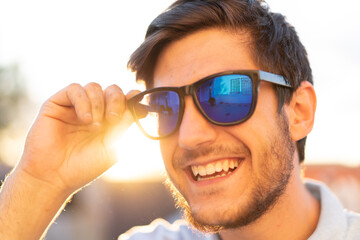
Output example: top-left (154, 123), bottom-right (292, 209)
top-left (127, 70), bottom-right (292, 139)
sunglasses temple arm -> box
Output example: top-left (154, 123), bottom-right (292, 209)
top-left (258, 71), bottom-right (292, 88)
top-left (127, 101), bottom-right (150, 120)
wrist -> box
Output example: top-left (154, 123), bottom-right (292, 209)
top-left (8, 166), bottom-right (73, 202)
top-left (0, 168), bottom-right (73, 240)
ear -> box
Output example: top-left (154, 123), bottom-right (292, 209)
top-left (289, 81), bottom-right (317, 141)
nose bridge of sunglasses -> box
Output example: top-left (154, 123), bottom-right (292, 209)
top-left (180, 94), bottom-right (214, 128)
top-left (176, 84), bottom-right (199, 111)
top-left (176, 84), bottom-right (193, 97)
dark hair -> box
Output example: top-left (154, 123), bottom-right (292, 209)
top-left (127, 0), bottom-right (313, 163)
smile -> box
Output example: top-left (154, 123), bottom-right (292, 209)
top-left (190, 158), bottom-right (242, 181)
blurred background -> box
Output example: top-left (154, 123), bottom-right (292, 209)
top-left (0, 0), bottom-right (359, 239)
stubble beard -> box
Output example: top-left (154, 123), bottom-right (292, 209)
top-left (164, 113), bottom-right (296, 233)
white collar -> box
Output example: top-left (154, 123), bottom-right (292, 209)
top-left (306, 180), bottom-right (348, 240)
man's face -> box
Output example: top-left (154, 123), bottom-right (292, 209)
top-left (153, 28), bottom-right (295, 230)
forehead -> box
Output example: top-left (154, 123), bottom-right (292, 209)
top-left (153, 28), bottom-right (258, 88)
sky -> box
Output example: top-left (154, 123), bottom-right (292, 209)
top-left (0, 0), bottom-right (359, 181)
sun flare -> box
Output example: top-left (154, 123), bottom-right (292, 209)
top-left (103, 124), bottom-right (165, 182)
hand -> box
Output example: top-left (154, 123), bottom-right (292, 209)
top-left (17, 83), bottom-right (137, 196)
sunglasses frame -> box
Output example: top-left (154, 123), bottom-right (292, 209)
top-left (127, 70), bottom-right (292, 140)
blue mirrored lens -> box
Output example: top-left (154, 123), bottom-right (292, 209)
top-left (152, 91), bottom-right (180, 136)
top-left (196, 74), bottom-right (253, 123)
top-left (135, 91), bottom-right (180, 137)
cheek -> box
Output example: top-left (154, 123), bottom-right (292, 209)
top-left (222, 105), bottom-right (279, 171)
top-left (159, 136), bottom-right (178, 171)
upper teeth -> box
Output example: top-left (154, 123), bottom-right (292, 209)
top-left (191, 159), bottom-right (239, 177)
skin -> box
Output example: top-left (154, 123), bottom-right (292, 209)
top-left (0, 83), bottom-right (139, 239)
top-left (154, 28), bottom-right (320, 240)
top-left (0, 27), bottom-right (319, 240)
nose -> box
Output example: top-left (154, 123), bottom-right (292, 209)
top-left (178, 96), bottom-right (217, 150)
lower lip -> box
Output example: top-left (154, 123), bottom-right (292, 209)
top-left (187, 159), bottom-right (244, 186)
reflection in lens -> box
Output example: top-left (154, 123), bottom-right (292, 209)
top-left (196, 74), bottom-right (253, 123)
top-left (134, 91), bottom-right (180, 138)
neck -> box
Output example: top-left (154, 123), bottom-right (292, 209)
top-left (219, 165), bottom-right (320, 240)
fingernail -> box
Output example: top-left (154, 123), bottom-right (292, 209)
top-left (109, 112), bottom-right (121, 118)
top-left (93, 122), bottom-right (102, 127)
top-left (84, 113), bottom-right (92, 120)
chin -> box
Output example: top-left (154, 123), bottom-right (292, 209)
top-left (191, 203), bottom-right (241, 228)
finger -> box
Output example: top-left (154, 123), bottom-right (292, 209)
top-left (104, 85), bottom-right (126, 124)
top-left (103, 90), bottom-right (142, 148)
top-left (126, 90), bottom-right (141, 100)
top-left (49, 83), bottom-right (92, 123)
top-left (84, 83), bottom-right (105, 125)
top-left (41, 102), bottom-right (88, 125)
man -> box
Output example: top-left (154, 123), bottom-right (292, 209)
top-left (0, 0), bottom-right (359, 239)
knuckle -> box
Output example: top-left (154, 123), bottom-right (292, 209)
top-left (105, 85), bottom-right (123, 95)
top-left (106, 87), bottom-right (125, 100)
top-left (112, 84), bottom-right (123, 92)
top-left (68, 82), bottom-right (81, 88)
top-left (68, 83), bottom-right (82, 91)
top-left (92, 101), bottom-right (103, 110)
top-left (109, 94), bottom-right (125, 107)
top-left (41, 100), bottom-right (52, 112)
top-left (109, 98), bottom-right (122, 108)
top-left (76, 92), bottom-right (85, 100)
top-left (109, 90), bottom-right (124, 99)
top-left (85, 82), bottom-right (102, 91)
top-left (66, 83), bottom-right (87, 101)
